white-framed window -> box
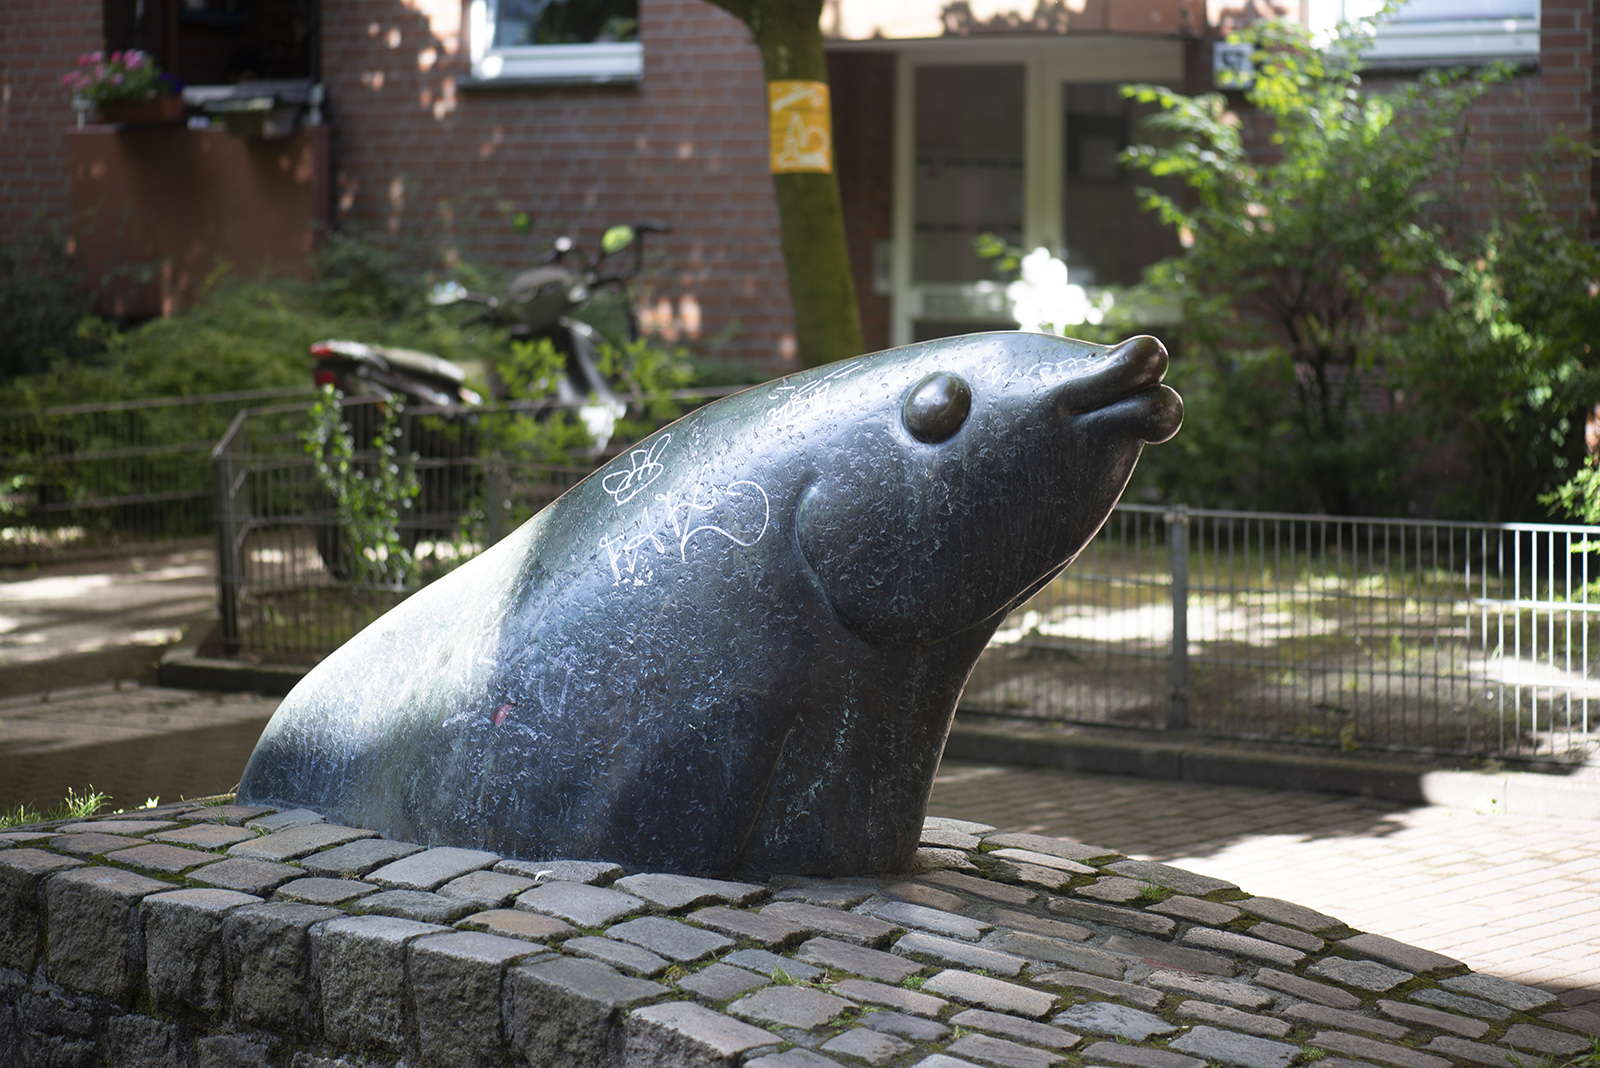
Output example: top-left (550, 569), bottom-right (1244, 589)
top-left (1337, 0), bottom-right (1540, 68)
top-left (467, 0), bottom-right (643, 86)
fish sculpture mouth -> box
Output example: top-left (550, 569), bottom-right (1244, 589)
top-left (1060, 334), bottom-right (1184, 445)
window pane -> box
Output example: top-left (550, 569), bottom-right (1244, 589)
top-left (913, 65), bottom-right (1025, 285)
top-left (493, 0), bottom-right (639, 47)
top-left (1061, 83), bottom-right (1180, 287)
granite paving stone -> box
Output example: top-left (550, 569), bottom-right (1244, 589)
top-left (678, 961), bottom-right (773, 1002)
top-left (189, 857), bottom-right (302, 895)
top-left (882, 880), bottom-right (969, 912)
top-left (725, 947), bottom-right (826, 982)
top-left (998, 860), bottom-right (1074, 890)
top-left (0, 848), bottom-right (84, 971)
top-left (1144, 970), bottom-right (1273, 1009)
top-left (763, 901), bottom-right (900, 945)
top-left (1283, 1004), bottom-right (1408, 1039)
top-left (1149, 895), bottom-right (1241, 926)
top-left (820, 1027), bottom-right (912, 1065)
top-left (0, 831), bottom-right (54, 844)
top-left (923, 870), bottom-right (1037, 905)
top-left (1316, 1059), bottom-right (1384, 1068)
top-left (1077, 876), bottom-right (1145, 903)
top-left (1102, 933), bottom-right (1235, 975)
top-left (1054, 1001), bottom-right (1177, 1040)
top-left (614, 872), bottom-right (765, 909)
top-left (409, 931), bottom-right (545, 1068)
top-left (870, 899), bottom-right (992, 941)
top-left (863, 1011), bottom-right (952, 1042)
top-left (922, 969), bottom-right (1057, 1019)
top-left (456, 908), bottom-right (573, 944)
top-left (772, 878), bottom-right (884, 908)
top-left (47, 865), bottom-right (172, 1003)
top-left (206, 805), bottom-right (276, 824)
top-left (1255, 967), bottom-right (1362, 1010)
top-left (1235, 896), bottom-right (1342, 932)
top-left (1441, 973), bottom-right (1557, 1011)
top-left (1376, 999), bottom-right (1489, 1038)
top-left (1078, 1040), bottom-right (1207, 1068)
top-left (1423, 1036), bottom-right (1524, 1066)
top-left (689, 904), bottom-right (811, 947)
top-left (563, 934), bottom-right (671, 976)
top-left (1408, 988), bottom-right (1513, 1020)
top-left (606, 915), bottom-right (732, 962)
top-left (1175, 1000), bottom-right (1293, 1037)
top-left (105, 843), bottom-right (222, 875)
top-left (987, 848), bottom-right (1097, 874)
top-left (729, 985), bottom-right (857, 1029)
top-left (1340, 933), bottom-right (1464, 975)
top-left (984, 929), bottom-right (1123, 977)
top-left (141, 887), bottom-right (262, 1015)
top-left (951, 1009), bottom-right (1080, 1049)
top-left (1498, 1024), bottom-right (1593, 1056)
top-left (436, 870), bottom-right (537, 909)
top-left (797, 935), bottom-right (923, 983)
top-left (366, 846), bottom-right (500, 891)
top-left (509, 956), bottom-right (667, 1065)
top-left (1105, 859), bottom-right (1237, 895)
top-left (1545, 1009), bottom-right (1600, 1036)
top-left (623, 1000), bottom-right (778, 1064)
top-left (1249, 921), bottom-right (1324, 953)
top-left (832, 978), bottom-right (948, 1016)
top-left (895, 930), bottom-right (1026, 976)
top-left (1031, 968), bottom-right (1158, 1008)
top-left (274, 877), bottom-right (378, 906)
top-left (926, 817), bottom-right (997, 835)
top-left (315, 914), bottom-right (452, 1055)
top-left (1182, 927), bottom-right (1304, 966)
top-left (747, 1050), bottom-right (845, 1068)
top-left (150, 824), bottom-right (256, 849)
top-left (909, 1055), bottom-right (984, 1068)
top-left (227, 823), bottom-right (376, 863)
top-left (223, 902), bottom-right (343, 1033)
top-left (495, 858), bottom-right (625, 884)
top-left (1045, 899), bottom-right (1176, 938)
top-left (56, 820), bottom-right (178, 835)
top-left (297, 838), bottom-right (424, 877)
top-left (244, 809), bottom-right (324, 832)
top-left (921, 827), bottom-right (983, 850)
top-left (50, 833), bottom-right (146, 856)
top-left (516, 881), bottom-right (645, 928)
top-left (1308, 957), bottom-right (1414, 992)
top-left (947, 1032), bottom-right (1065, 1068)
top-left (356, 889), bottom-right (477, 924)
top-left (1170, 1025), bottom-right (1299, 1068)
top-left (982, 833), bottom-right (1114, 862)
top-left (1311, 1032), bottom-right (1451, 1068)
top-left (990, 909), bottom-right (1092, 942)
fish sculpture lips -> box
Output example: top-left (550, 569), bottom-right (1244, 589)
top-left (1057, 334), bottom-right (1184, 445)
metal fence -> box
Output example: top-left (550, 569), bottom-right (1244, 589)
top-left (1, 387), bottom-right (311, 562)
top-left (963, 505), bottom-right (1600, 764)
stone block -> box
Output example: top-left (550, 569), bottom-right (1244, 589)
top-left (106, 1014), bottom-right (186, 1068)
top-left (355, 888), bottom-right (476, 924)
top-left (1441, 973), bottom-right (1556, 1011)
top-left (495, 858), bottom-right (623, 884)
top-left (565, 935), bottom-right (671, 976)
top-left (1032, 968), bottom-right (1158, 1008)
top-left (725, 947), bottom-right (826, 982)
top-left (920, 828), bottom-right (982, 850)
top-left (46, 865), bottom-right (170, 1003)
top-left (1377, 998), bottom-right (1488, 1038)
top-left (105, 843), bottom-right (222, 875)
top-left (1145, 970), bottom-right (1272, 1009)
top-left (1499, 1024), bottom-right (1592, 1056)
top-left (1236, 896), bottom-right (1341, 932)
top-left (922, 870), bottom-right (1036, 905)
top-left (318, 914), bottom-right (450, 1054)
top-left (1079, 1040), bottom-right (1206, 1068)
top-left (1311, 1032), bottom-right (1451, 1068)
top-left (624, 1000), bottom-right (780, 1066)
top-left (922, 969), bottom-right (1056, 1019)
top-left (772, 878), bottom-right (882, 909)
top-left (1424, 1035), bottom-right (1522, 1066)
top-left (457, 908), bottom-right (573, 943)
top-left (821, 1027), bottom-right (912, 1064)
top-left (1409, 987), bottom-right (1512, 1020)
top-left (1103, 859), bottom-right (1235, 894)
top-left (190, 857), bottom-right (302, 895)
top-left (948, 1033), bottom-right (1064, 1068)
top-left (615, 872), bottom-right (766, 910)
top-left (1149, 895), bottom-right (1241, 926)
top-left (508, 956), bottom-right (666, 1067)
top-left (926, 817), bottom-right (996, 835)
top-left (142, 887), bottom-right (262, 1014)
top-left (196, 1034), bottom-right (278, 1068)
top-left (1182, 927), bottom-right (1303, 966)
top-left (244, 808), bottom-right (323, 832)
top-left (0, 848), bottom-right (82, 970)
top-left (1545, 1009), bottom-right (1600, 1037)
top-left (863, 1011), bottom-right (951, 1043)
top-left (868, 900), bottom-right (991, 941)
top-left (762, 901), bottom-right (899, 946)
top-left (366, 846), bottom-right (500, 891)
top-left (894, 930), bottom-right (1025, 976)
top-left (908, 1057), bottom-right (984, 1068)
top-left (1249, 922), bottom-right (1324, 953)
top-left (729, 985), bottom-right (856, 1029)
top-left (1309, 957), bottom-right (1413, 992)
top-left (409, 930), bottom-right (544, 1068)
top-left (1170, 1026), bottom-right (1299, 1068)
top-left (747, 1049), bottom-right (845, 1067)
top-left (227, 822), bottom-right (377, 863)
top-left (208, 804), bottom-right (277, 825)
top-left (689, 905), bottom-right (810, 947)
top-left (951, 1008), bottom-right (1080, 1049)
top-left (982, 929), bottom-right (1122, 977)
top-left (1255, 967), bottom-right (1361, 1009)
top-left (152, 824), bottom-right (256, 849)
top-left (833, 978), bottom-right (947, 1017)
top-left (1340, 933), bottom-right (1463, 975)
top-left (678, 962), bottom-right (772, 1002)
top-left (436, 869), bottom-right (536, 909)
top-left (517, 881), bottom-right (645, 928)
top-left (56, 819), bottom-right (178, 835)
top-left (224, 901), bottom-right (343, 1033)
top-left (1177, 1000), bottom-right (1292, 1037)
top-left (987, 848), bottom-right (1095, 874)
top-left (797, 936), bottom-right (921, 983)
top-left (274, 877), bottom-right (377, 906)
top-left (1078, 876), bottom-right (1145, 903)
top-left (1054, 1001), bottom-right (1177, 1040)
top-left (607, 916), bottom-right (733, 961)
top-left (1045, 899), bottom-right (1175, 938)
top-left (881, 881), bottom-right (967, 913)
top-left (990, 909), bottom-right (1091, 943)
top-left (982, 833), bottom-right (1112, 861)
top-left (1283, 1003), bottom-right (1407, 1039)
top-left (297, 837), bottom-right (424, 877)
top-left (1103, 934), bottom-right (1234, 976)
top-left (50, 833), bottom-right (146, 856)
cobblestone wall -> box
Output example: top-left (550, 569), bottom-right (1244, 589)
top-left (2, 801), bottom-right (1596, 1068)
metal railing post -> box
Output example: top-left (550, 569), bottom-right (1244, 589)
top-left (486, 461), bottom-right (507, 547)
top-left (1168, 504), bottom-right (1190, 731)
top-left (212, 412), bottom-right (248, 656)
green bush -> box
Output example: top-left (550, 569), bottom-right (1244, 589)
top-left (0, 218), bottom-right (99, 383)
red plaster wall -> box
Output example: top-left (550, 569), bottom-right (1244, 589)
top-left (323, 0), bottom-right (798, 372)
top-left (0, 0), bottom-right (104, 242)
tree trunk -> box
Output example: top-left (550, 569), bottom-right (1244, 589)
top-left (701, 0), bottom-right (865, 367)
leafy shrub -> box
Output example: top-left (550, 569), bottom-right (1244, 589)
top-left (0, 219), bottom-right (99, 384)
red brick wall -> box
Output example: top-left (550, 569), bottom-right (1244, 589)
top-left (323, 0), bottom-right (798, 372)
top-left (829, 50), bottom-right (895, 355)
top-left (0, 0), bottom-right (103, 244)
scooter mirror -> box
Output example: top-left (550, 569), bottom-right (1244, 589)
top-left (554, 236), bottom-right (574, 254)
top-left (600, 225), bottom-right (636, 256)
top-left (427, 281), bottom-right (468, 306)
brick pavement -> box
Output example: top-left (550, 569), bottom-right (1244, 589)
top-left (929, 760), bottom-right (1600, 1003)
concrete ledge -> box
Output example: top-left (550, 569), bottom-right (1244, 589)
top-left (156, 620), bottom-right (309, 696)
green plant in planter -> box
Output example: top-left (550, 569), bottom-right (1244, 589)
top-left (60, 49), bottom-right (181, 110)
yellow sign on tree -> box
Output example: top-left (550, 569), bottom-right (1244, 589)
top-left (768, 80), bottom-right (833, 174)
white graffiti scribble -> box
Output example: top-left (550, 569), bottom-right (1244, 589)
top-left (764, 363), bottom-right (862, 426)
top-left (601, 435), bottom-right (672, 506)
top-left (598, 476), bottom-right (770, 587)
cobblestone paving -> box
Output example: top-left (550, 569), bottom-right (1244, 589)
top-left (5, 803), bottom-right (1597, 1067)
top-left (930, 761), bottom-right (1600, 1003)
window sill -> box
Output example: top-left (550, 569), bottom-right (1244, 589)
top-left (1358, 17), bottom-right (1539, 69)
top-left (465, 42), bottom-right (643, 89)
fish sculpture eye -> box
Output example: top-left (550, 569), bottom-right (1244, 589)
top-left (903, 371), bottom-right (972, 443)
